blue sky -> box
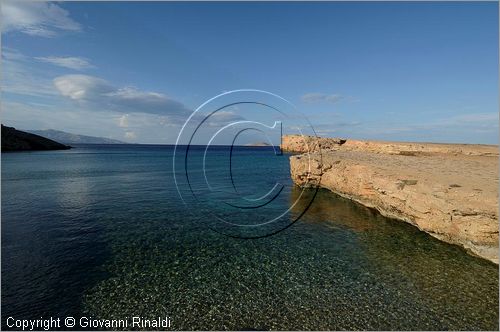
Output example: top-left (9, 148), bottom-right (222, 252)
top-left (1, 1), bottom-right (498, 144)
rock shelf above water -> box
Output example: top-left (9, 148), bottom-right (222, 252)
top-left (283, 135), bottom-right (499, 263)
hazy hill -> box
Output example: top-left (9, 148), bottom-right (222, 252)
top-left (245, 142), bottom-right (272, 147)
top-left (27, 129), bottom-right (125, 144)
top-left (1, 125), bottom-right (71, 152)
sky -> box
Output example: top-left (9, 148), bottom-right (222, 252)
top-left (1, 1), bottom-right (498, 144)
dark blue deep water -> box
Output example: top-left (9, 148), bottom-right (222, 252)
top-left (2, 145), bottom-right (498, 330)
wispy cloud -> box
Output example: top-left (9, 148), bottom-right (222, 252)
top-left (53, 74), bottom-right (191, 116)
top-left (35, 56), bottom-right (95, 70)
top-left (301, 92), bottom-right (344, 104)
top-left (1, 1), bottom-right (81, 37)
top-left (2, 100), bottom-right (126, 138)
top-left (329, 112), bottom-right (499, 144)
top-left (1, 48), bottom-right (59, 97)
top-left (312, 121), bottom-right (362, 136)
top-left (450, 113), bottom-right (499, 124)
top-left (377, 112), bottom-right (499, 134)
top-left (206, 110), bottom-right (245, 126)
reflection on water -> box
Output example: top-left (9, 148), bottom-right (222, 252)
top-left (55, 176), bottom-right (92, 212)
top-left (2, 145), bottom-right (498, 330)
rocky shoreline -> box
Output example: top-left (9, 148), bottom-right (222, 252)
top-left (283, 135), bottom-right (499, 263)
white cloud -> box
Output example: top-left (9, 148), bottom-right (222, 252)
top-left (1, 1), bottom-right (81, 37)
top-left (54, 75), bottom-right (111, 100)
top-left (125, 131), bottom-right (137, 140)
top-left (53, 74), bottom-right (191, 116)
top-left (35, 56), bottom-right (95, 70)
top-left (118, 115), bottom-right (129, 128)
top-left (302, 92), bottom-right (344, 104)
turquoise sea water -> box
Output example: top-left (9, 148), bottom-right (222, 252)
top-left (2, 145), bottom-right (498, 330)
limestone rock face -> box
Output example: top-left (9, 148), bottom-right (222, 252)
top-left (281, 135), bottom-right (346, 153)
top-left (287, 136), bottom-right (499, 263)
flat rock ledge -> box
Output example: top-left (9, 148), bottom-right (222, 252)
top-left (282, 134), bottom-right (499, 157)
top-left (285, 136), bottom-right (499, 263)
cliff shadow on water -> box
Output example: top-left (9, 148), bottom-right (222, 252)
top-left (290, 186), bottom-right (499, 329)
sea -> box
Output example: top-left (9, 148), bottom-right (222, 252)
top-left (2, 144), bottom-right (498, 330)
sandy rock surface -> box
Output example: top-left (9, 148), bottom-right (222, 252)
top-left (282, 134), bottom-right (498, 157)
top-left (284, 136), bottom-right (499, 263)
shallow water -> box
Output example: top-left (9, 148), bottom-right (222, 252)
top-left (2, 145), bottom-right (498, 330)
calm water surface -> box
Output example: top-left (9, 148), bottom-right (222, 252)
top-left (2, 145), bottom-right (498, 330)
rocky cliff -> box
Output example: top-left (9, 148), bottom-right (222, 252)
top-left (284, 135), bottom-right (499, 263)
top-left (2, 125), bottom-right (71, 152)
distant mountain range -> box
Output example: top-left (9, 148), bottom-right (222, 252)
top-left (26, 129), bottom-right (126, 144)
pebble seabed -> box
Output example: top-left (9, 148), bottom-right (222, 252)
top-left (82, 189), bottom-right (498, 331)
